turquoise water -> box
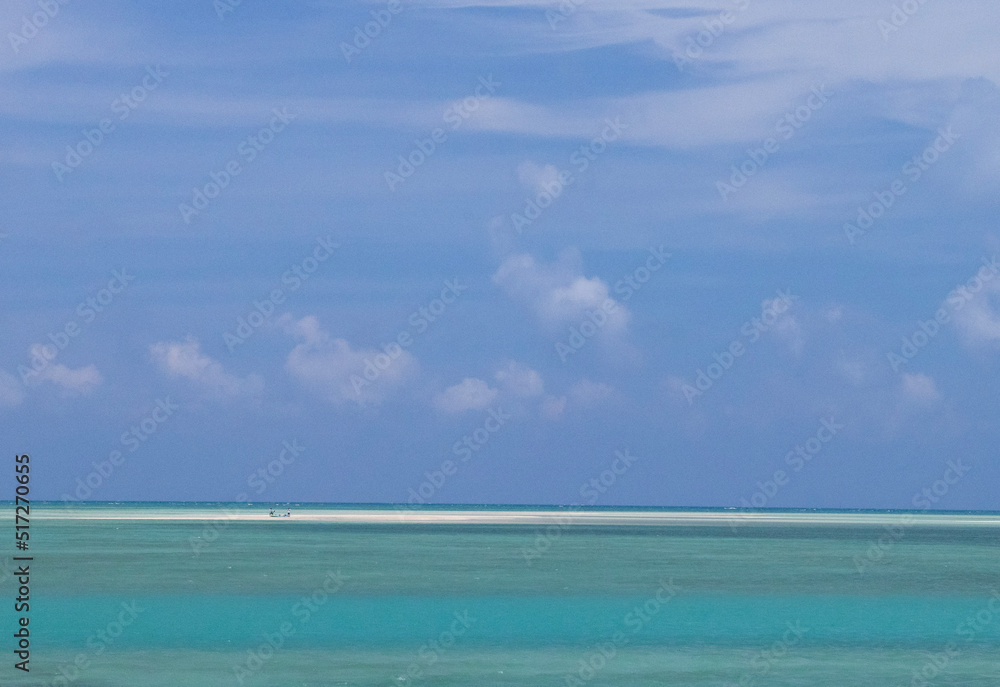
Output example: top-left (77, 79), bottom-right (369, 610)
top-left (3, 503), bottom-right (1000, 686)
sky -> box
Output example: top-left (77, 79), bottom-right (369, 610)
top-left (1, 0), bottom-right (999, 508)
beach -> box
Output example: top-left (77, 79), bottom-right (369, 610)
top-left (32, 504), bottom-right (1000, 526)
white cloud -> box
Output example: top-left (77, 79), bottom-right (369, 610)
top-left (494, 361), bottom-right (544, 398)
top-left (901, 372), bottom-right (940, 404)
top-left (434, 378), bottom-right (499, 414)
top-left (23, 346), bottom-right (102, 396)
top-left (0, 370), bottom-right (25, 407)
top-left (35, 363), bottom-right (102, 396)
top-left (492, 250), bottom-right (629, 336)
top-left (952, 278), bottom-right (1000, 347)
top-left (282, 315), bottom-right (417, 406)
top-left (151, 337), bottom-right (263, 400)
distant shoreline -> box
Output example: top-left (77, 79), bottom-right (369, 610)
top-left (24, 506), bottom-right (1000, 527)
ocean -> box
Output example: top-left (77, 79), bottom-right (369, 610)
top-left (4, 503), bottom-right (1000, 686)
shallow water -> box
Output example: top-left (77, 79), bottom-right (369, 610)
top-left (4, 503), bottom-right (1000, 686)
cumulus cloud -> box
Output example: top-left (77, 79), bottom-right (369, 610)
top-left (434, 378), bottom-right (499, 414)
top-left (492, 250), bottom-right (629, 336)
top-left (151, 337), bottom-right (263, 400)
top-left (22, 346), bottom-right (102, 396)
top-left (494, 361), bottom-right (544, 398)
top-left (282, 315), bottom-right (417, 406)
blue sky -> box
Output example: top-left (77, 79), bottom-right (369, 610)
top-left (2, 0), bottom-right (999, 508)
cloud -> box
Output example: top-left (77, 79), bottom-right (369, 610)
top-left (282, 315), bottom-right (417, 406)
top-left (494, 361), bottom-right (544, 398)
top-left (0, 370), bottom-right (25, 407)
top-left (492, 250), bottom-right (630, 336)
top-left (22, 346), bottom-right (102, 396)
top-left (151, 337), bottom-right (263, 400)
top-left (434, 378), bottom-right (499, 414)
top-left (34, 363), bottom-right (102, 396)
top-left (952, 277), bottom-right (1000, 347)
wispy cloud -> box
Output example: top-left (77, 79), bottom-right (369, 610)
top-left (0, 370), bottom-right (25, 407)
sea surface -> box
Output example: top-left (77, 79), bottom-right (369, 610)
top-left (3, 502), bottom-right (1000, 686)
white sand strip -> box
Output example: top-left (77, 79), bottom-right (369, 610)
top-left (28, 508), bottom-right (1000, 527)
